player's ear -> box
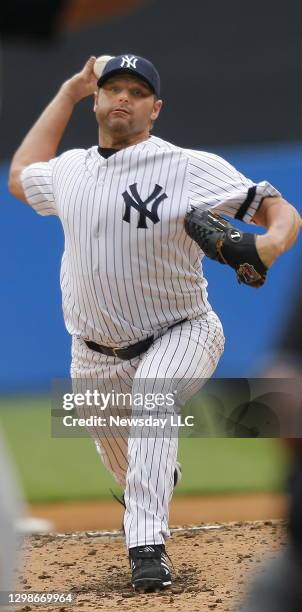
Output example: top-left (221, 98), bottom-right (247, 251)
top-left (151, 99), bottom-right (163, 121)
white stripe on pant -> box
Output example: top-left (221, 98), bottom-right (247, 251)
top-left (71, 312), bottom-right (224, 549)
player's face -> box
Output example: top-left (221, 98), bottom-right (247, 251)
top-left (94, 75), bottom-right (162, 139)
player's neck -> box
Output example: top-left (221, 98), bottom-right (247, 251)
top-left (98, 129), bottom-right (150, 150)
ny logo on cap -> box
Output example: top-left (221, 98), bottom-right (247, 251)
top-left (121, 55), bottom-right (138, 69)
top-left (122, 183), bottom-right (167, 229)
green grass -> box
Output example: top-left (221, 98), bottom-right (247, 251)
top-left (0, 395), bottom-right (288, 503)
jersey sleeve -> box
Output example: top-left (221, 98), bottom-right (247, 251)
top-left (186, 149), bottom-right (281, 223)
top-left (20, 158), bottom-right (58, 216)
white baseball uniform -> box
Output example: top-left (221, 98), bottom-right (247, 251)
top-left (21, 135), bottom-right (280, 548)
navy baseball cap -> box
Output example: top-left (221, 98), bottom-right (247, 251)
top-left (97, 54), bottom-right (160, 97)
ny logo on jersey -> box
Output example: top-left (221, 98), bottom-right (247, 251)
top-left (122, 183), bottom-right (168, 229)
top-left (120, 55), bottom-right (138, 69)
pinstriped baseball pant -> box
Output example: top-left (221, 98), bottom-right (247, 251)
top-left (71, 312), bottom-right (224, 549)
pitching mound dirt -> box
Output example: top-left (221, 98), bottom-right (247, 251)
top-left (14, 520), bottom-right (286, 611)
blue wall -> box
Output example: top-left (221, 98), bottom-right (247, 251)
top-left (1, 143), bottom-right (301, 391)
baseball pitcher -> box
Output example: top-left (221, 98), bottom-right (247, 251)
top-left (9, 54), bottom-right (301, 592)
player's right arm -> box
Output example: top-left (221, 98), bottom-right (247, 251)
top-left (8, 56), bottom-right (97, 203)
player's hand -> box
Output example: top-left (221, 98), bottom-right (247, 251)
top-left (61, 56), bottom-right (98, 104)
top-left (255, 234), bottom-right (280, 268)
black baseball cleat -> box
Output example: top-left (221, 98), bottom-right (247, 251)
top-left (129, 544), bottom-right (172, 592)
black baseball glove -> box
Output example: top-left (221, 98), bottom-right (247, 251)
top-left (184, 208), bottom-right (267, 288)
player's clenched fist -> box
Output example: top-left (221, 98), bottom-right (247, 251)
top-left (62, 56), bottom-right (98, 104)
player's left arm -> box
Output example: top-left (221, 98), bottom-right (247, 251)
top-left (252, 196), bottom-right (302, 268)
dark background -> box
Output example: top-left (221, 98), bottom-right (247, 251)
top-left (1, 0), bottom-right (302, 160)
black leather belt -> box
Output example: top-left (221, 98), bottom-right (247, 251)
top-left (84, 319), bottom-right (187, 361)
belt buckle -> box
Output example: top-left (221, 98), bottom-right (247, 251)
top-left (112, 347), bottom-right (121, 358)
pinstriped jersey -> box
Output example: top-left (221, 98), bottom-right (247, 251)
top-left (20, 135), bottom-right (280, 346)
